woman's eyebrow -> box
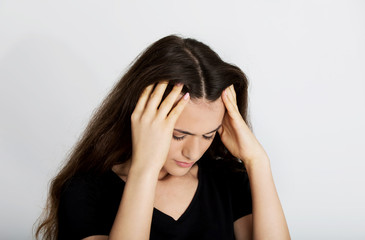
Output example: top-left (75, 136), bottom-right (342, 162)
top-left (174, 125), bottom-right (222, 136)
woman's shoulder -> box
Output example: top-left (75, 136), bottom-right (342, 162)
top-left (199, 155), bottom-right (246, 175)
top-left (61, 170), bottom-right (120, 200)
top-left (58, 171), bottom-right (122, 239)
top-left (198, 156), bottom-right (249, 189)
top-left (60, 175), bottom-right (97, 205)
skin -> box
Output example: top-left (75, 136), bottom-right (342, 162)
top-left (113, 93), bottom-right (225, 181)
top-left (156, 95), bottom-right (225, 179)
top-left (221, 85), bottom-right (291, 239)
top-left (84, 82), bottom-right (291, 240)
top-left (109, 91), bottom-right (225, 223)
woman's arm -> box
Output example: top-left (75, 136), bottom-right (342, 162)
top-left (246, 158), bottom-right (290, 240)
top-left (233, 159), bottom-right (289, 240)
top-left (234, 214), bottom-right (253, 240)
top-left (107, 82), bottom-right (189, 240)
top-left (219, 84), bottom-right (290, 239)
top-left (108, 165), bottom-right (160, 239)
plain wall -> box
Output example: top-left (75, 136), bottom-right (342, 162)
top-left (1, 0), bottom-right (364, 239)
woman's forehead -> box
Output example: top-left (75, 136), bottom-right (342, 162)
top-left (174, 98), bottom-right (225, 134)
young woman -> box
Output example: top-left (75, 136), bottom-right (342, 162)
top-left (35, 35), bottom-right (290, 240)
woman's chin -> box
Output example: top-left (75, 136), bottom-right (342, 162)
top-left (159, 161), bottom-right (196, 179)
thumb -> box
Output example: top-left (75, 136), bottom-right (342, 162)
top-left (218, 125), bottom-right (223, 136)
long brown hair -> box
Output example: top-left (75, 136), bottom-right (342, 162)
top-left (34, 34), bottom-right (251, 239)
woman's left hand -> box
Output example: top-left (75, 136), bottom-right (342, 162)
top-left (218, 84), bottom-right (269, 166)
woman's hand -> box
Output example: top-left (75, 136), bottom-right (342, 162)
top-left (220, 85), bottom-right (291, 240)
top-left (218, 84), bottom-right (269, 166)
top-left (130, 81), bottom-right (189, 173)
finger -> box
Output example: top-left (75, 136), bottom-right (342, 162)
top-left (144, 81), bottom-right (169, 115)
top-left (167, 92), bottom-right (190, 123)
top-left (229, 84), bottom-right (237, 103)
top-left (222, 88), bottom-right (239, 116)
top-left (157, 83), bottom-right (184, 118)
top-left (227, 84), bottom-right (237, 105)
top-left (133, 83), bottom-right (155, 117)
top-left (225, 86), bottom-right (239, 112)
top-left (217, 124), bottom-right (223, 136)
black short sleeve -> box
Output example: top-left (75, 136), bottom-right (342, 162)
top-left (58, 176), bottom-right (108, 240)
top-left (229, 170), bottom-right (253, 221)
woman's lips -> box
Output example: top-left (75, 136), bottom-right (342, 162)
top-left (174, 160), bottom-right (194, 168)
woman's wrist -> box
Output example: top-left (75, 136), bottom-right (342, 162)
top-left (129, 160), bottom-right (162, 180)
top-left (242, 156), bottom-right (271, 174)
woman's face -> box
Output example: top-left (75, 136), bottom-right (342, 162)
top-left (159, 96), bottom-right (226, 178)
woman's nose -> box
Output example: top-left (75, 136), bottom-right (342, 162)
top-left (182, 137), bottom-right (200, 161)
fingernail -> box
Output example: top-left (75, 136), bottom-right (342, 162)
top-left (224, 89), bottom-right (228, 96)
top-left (183, 92), bottom-right (190, 100)
top-left (176, 82), bottom-right (183, 87)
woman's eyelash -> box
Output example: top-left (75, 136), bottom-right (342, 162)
top-left (203, 135), bottom-right (214, 140)
top-left (173, 135), bottom-right (185, 141)
top-left (172, 135), bottom-right (214, 141)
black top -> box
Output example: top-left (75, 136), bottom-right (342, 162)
top-left (58, 159), bottom-right (252, 240)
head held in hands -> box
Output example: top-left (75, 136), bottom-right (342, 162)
top-left (35, 34), bottom-right (251, 239)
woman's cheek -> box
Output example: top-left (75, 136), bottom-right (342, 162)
top-left (167, 139), bottom-right (182, 159)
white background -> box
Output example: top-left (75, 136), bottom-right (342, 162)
top-left (1, 0), bottom-right (364, 239)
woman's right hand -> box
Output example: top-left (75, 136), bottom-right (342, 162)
top-left (130, 81), bottom-right (189, 174)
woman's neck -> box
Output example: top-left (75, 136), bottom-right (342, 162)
top-left (112, 159), bottom-right (198, 182)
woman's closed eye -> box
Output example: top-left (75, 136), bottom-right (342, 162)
top-left (203, 135), bottom-right (215, 140)
top-left (172, 135), bottom-right (185, 141)
top-left (172, 134), bottom-right (215, 141)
